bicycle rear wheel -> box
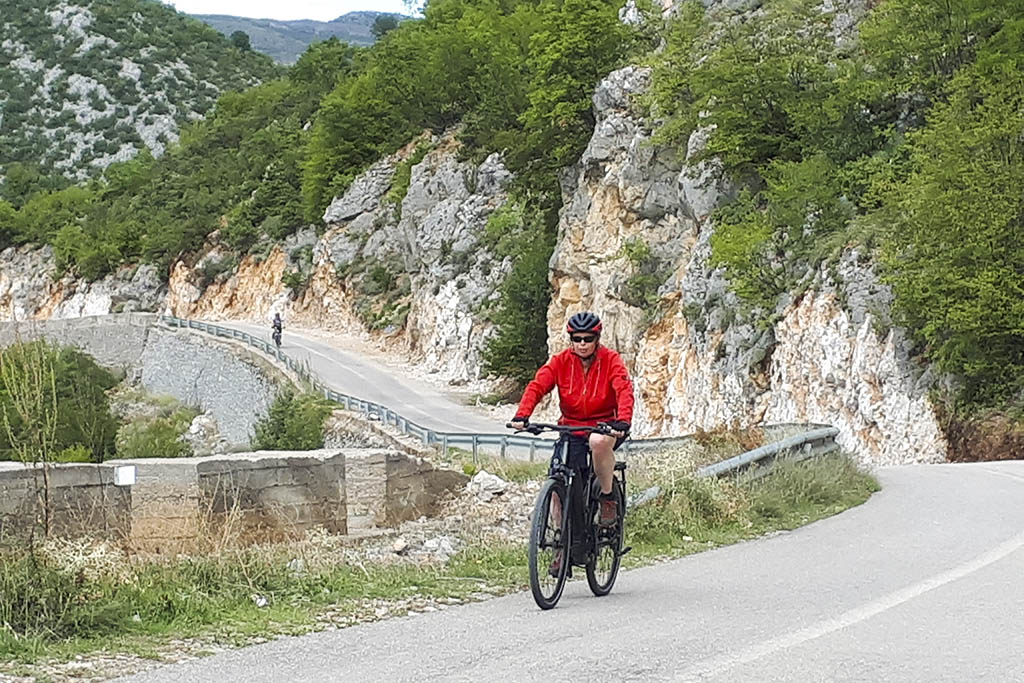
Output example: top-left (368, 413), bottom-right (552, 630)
top-left (528, 478), bottom-right (570, 610)
top-left (586, 479), bottom-right (624, 596)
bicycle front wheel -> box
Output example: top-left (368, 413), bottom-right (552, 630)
top-left (586, 479), bottom-right (624, 596)
top-left (528, 478), bottom-right (570, 610)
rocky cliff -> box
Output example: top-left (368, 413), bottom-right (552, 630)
top-left (0, 0), bottom-right (949, 465)
top-left (165, 131), bottom-right (513, 384)
top-left (549, 63), bottom-right (945, 465)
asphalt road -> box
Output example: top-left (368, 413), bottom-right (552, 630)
top-left (121, 461), bottom-right (1024, 682)
top-left (213, 320), bottom-right (510, 436)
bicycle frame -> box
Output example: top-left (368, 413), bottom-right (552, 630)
top-left (514, 421), bottom-right (629, 608)
top-left (539, 426), bottom-right (627, 568)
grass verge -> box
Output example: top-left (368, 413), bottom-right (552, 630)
top-left (0, 451), bottom-right (877, 677)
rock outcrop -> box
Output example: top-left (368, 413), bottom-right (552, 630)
top-left (0, 0), bottom-right (948, 466)
top-left (550, 64), bottom-right (946, 465)
top-left (167, 131), bottom-right (513, 383)
top-left (0, 246), bottom-right (165, 320)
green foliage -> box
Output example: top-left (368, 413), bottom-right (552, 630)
top-left (618, 238), bottom-right (666, 311)
top-left (115, 407), bottom-right (197, 459)
top-left (481, 200), bottom-right (525, 257)
top-left (0, 342), bottom-right (119, 463)
top-left (511, 0), bottom-right (629, 188)
top-left (481, 202), bottom-right (555, 383)
top-left (372, 15), bottom-right (401, 39)
top-left (710, 155), bottom-right (852, 311)
top-left (880, 63), bottom-right (1024, 409)
top-left (230, 30), bottom-right (251, 51)
top-left (628, 451), bottom-right (878, 552)
top-left (281, 269), bottom-right (310, 293)
top-left (0, 0), bottom-right (280, 183)
top-left (384, 141), bottom-right (433, 211)
top-left (251, 391), bottom-right (335, 450)
top-left (303, 0), bottom-right (632, 219)
top-left (199, 254), bottom-right (239, 289)
top-left (646, 0), bottom-right (1024, 410)
top-left (0, 200), bottom-right (16, 251)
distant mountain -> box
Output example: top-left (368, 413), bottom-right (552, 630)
top-left (192, 11), bottom-right (405, 64)
top-left (0, 0), bottom-right (280, 183)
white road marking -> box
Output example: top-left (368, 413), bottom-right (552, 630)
top-left (677, 528), bottom-right (1024, 681)
top-left (287, 340), bottom-right (370, 382)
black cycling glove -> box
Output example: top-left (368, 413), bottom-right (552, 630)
top-left (608, 420), bottom-right (630, 435)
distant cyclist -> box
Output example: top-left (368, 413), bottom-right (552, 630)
top-left (510, 311), bottom-right (634, 526)
top-left (271, 312), bottom-right (283, 348)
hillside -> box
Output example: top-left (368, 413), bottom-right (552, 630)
top-left (192, 11), bottom-right (402, 63)
top-left (0, 0), bottom-right (280, 183)
top-left (1, 0), bottom-right (1021, 459)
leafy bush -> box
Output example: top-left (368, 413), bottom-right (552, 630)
top-left (481, 210), bottom-right (555, 383)
top-left (281, 269), bottom-right (310, 293)
top-left (115, 408), bottom-right (197, 459)
top-left (619, 238), bottom-right (667, 311)
top-left (880, 64), bottom-right (1024, 411)
top-left (647, 0), bottom-right (1024, 413)
top-left (0, 341), bottom-right (119, 463)
top-left (198, 254), bottom-right (239, 289)
top-left (251, 391), bottom-right (336, 450)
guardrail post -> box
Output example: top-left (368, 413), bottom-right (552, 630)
top-left (472, 435), bottom-right (479, 465)
top-left (500, 437), bottom-right (507, 460)
top-left (529, 440), bottom-right (536, 462)
top-left (441, 434), bottom-right (448, 458)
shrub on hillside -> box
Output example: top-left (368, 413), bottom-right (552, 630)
top-left (0, 341), bottom-right (119, 463)
top-left (115, 408), bottom-right (198, 459)
top-left (251, 391), bottom-right (336, 450)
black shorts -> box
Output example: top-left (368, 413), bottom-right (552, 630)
top-left (560, 433), bottom-right (626, 471)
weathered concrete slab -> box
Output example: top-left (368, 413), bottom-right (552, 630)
top-left (1, 449), bottom-right (468, 551)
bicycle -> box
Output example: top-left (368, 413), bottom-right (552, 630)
top-left (272, 326), bottom-right (282, 349)
top-left (507, 422), bottom-right (631, 610)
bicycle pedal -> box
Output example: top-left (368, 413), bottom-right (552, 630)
top-left (620, 546), bottom-right (633, 556)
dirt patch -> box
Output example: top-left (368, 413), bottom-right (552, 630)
top-left (943, 410), bottom-right (1024, 462)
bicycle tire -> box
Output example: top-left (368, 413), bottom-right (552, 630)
top-left (528, 478), bottom-right (571, 610)
top-left (586, 478), bottom-right (624, 597)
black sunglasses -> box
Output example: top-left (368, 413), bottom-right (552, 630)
top-left (570, 335), bottom-right (596, 343)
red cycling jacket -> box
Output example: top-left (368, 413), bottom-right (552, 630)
top-left (515, 345), bottom-right (634, 427)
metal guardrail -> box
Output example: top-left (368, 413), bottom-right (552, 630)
top-left (696, 427), bottom-right (840, 479)
top-left (160, 315), bottom-right (841, 472)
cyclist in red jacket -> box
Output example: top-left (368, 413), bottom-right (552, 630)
top-left (510, 311), bottom-right (634, 526)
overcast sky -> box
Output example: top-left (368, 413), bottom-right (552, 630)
top-left (165, 1), bottom-right (420, 21)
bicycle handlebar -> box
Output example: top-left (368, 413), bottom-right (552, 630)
top-left (505, 421), bottom-right (615, 436)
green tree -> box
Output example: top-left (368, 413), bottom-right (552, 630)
top-left (251, 391), bottom-right (335, 450)
top-left (0, 200), bottom-right (16, 250)
top-left (514, 0), bottom-right (628, 181)
top-left (371, 15), bottom-right (400, 39)
top-left (881, 64), bottom-right (1024, 409)
top-left (482, 203), bottom-right (555, 383)
top-left (0, 342), bottom-right (119, 463)
top-left (230, 30), bottom-right (251, 51)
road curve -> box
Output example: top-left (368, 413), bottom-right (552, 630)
top-left (120, 461), bottom-right (1024, 682)
top-left (210, 320), bottom-right (510, 436)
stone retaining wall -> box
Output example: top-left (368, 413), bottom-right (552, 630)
top-left (0, 312), bottom-right (154, 371)
top-left (0, 450), bottom-right (467, 552)
top-left (139, 328), bottom-right (283, 447)
top-left (0, 461), bottom-right (131, 542)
